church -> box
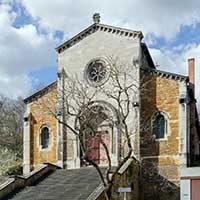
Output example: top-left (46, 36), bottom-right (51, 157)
top-left (22, 14), bottom-right (200, 199)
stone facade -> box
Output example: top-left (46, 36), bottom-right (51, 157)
top-left (97, 158), bottom-right (140, 200)
top-left (57, 23), bottom-right (142, 169)
top-left (140, 71), bottom-right (187, 199)
top-left (22, 19), bottom-right (200, 200)
top-left (24, 83), bottom-right (57, 171)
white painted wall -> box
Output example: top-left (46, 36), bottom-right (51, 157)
top-left (180, 179), bottom-right (190, 200)
top-left (181, 167), bottom-right (200, 177)
top-left (23, 104), bottom-right (31, 175)
top-left (179, 81), bottom-right (188, 168)
top-left (58, 30), bottom-right (140, 75)
top-left (180, 167), bottom-right (200, 200)
top-left (57, 29), bottom-right (142, 168)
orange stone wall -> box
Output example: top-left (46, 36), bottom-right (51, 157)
top-left (28, 85), bottom-right (57, 170)
top-left (140, 71), bottom-right (181, 200)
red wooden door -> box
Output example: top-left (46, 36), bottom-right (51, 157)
top-left (99, 133), bottom-right (109, 165)
top-left (192, 179), bottom-right (200, 200)
top-left (85, 132), bottom-right (109, 165)
top-left (85, 135), bottom-right (100, 164)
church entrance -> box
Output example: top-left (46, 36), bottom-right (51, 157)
top-left (85, 131), bottom-right (109, 165)
top-left (78, 101), bottom-right (120, 167)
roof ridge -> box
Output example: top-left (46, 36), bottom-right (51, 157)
top-left (23, 81), bottom-right (57, 104)
top-left (56, 23), bottom-right (143, 54)
top-left (98, 23), bottom-right (142, 35)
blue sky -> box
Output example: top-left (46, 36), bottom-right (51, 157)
top-left (0, 0), bottom-right (200, 102)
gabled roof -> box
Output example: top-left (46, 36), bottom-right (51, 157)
top-left (23, 81), bottom-right (57, 104)
top-left (141, 66), bottom-right (189, 82)
top-left (56, 23), bottom-right (143, 54)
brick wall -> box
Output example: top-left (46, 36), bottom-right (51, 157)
top-left (28, 85), bottom-right (57, 170)
top-left (140, 72), bottom-right (181, 200)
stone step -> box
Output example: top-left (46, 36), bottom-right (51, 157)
top-left (5, 167), bottom-right (105, 200)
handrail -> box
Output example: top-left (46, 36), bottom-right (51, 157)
top-left (0, 178), bottom-right (15, 191)
top-left (0, 163), bottom-right (59, 199)
top-left (87, 183), bottom-right (105, 200)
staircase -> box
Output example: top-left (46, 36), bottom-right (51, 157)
top-left (5, 167), bottom-right (104, 200)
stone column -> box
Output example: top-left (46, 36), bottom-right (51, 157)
top-left (56, 70), bottom-right (64, 168)
top-left (111, 120), bottom-right (119, 166)
top-left (56, 119), bottom-right (64, 168)
top-left (23, 104), bottom-right (31, 175)
top-left (132, 41), bottom-right (142, 161)
top-left (179, 81), bottom-right (188, 168)
top-left (73, 134), bottom-right (80, 168)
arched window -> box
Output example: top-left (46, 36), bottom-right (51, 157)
top-left (153, 112), bottom-right (167, 139)
top-left (40, 126), bottom-right (50, 149)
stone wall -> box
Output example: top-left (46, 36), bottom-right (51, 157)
top-left (111, 160), bottom-right (139, 200)
top-left (97, 158), bottom-right (140, 200)
top-left (58, 29), bottom-right (142, 168)
top-left (140, 72), bottom-right (181, 200)
top-left (28, 85), bottom-right (57, 170)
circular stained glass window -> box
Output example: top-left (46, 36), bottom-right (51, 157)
top-left (86, 59), bottom-right (109, 86)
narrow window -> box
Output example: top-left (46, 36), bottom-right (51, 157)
top-left (41, 127), bottom-right (50, 149)
top-left (153, 113), bottom-right (166, 139)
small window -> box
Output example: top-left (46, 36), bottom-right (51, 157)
top-left (153, 113), bottom-right (166, 139)
top-left (40, 127), bottom-right (50, 149)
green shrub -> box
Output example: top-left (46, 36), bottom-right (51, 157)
top-left (5, 164), bottom-right (22, 176)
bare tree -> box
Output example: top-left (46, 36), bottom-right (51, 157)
top-left (15, 52), bottom-right (185, 200)
top-left (140, 159), bottom-right (179, 200)
top-left (0, 94), bottom-right (24, 159)
top-left (39, 57), bottom-right (177, 199)
top-left (38, 56), bottom-right (141, 199)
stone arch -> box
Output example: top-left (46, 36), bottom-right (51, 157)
top-left (38, 124), bottom-right (52, 151)
top-left (151, 111), bottom-right (170, 140)
top-left (75, 100), bottom-right (120, 166)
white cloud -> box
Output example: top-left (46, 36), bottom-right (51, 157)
top-left (20, 0), bottom-right (200, 40)
top-left (1, 0), bottom-right (200, 102)
top-left (0, 4), bottom-right (56, 98)
top-left (150, 44), bottom-right (200, 103)
top-left (0, 73), bottom-right (33, 99)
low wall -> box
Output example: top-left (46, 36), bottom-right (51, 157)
top-left (110, 158), bottom-right (139, 200)
top-left (0, 163), bottom-right (59, 199)
top-left (91, 157), bottom-right (140, 200)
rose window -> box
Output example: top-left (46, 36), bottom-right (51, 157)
top-left (86, 59), bottom-right (109, 86)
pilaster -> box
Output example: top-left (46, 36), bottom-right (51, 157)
top-left (23, 104), bottom-right (31, 175)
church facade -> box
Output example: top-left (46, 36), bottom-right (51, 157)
top-left (23, 15), bottom-right (200, 199)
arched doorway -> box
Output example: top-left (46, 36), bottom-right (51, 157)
top-left (78, 101), bottom-right (120, 166)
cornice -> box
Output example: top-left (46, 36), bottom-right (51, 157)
top-left (141, 67), bottom-right (189, 82)
top-left (23, 81), bottom-right (57, 104)
top-left (56, 23), bottom-right (143, 54)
